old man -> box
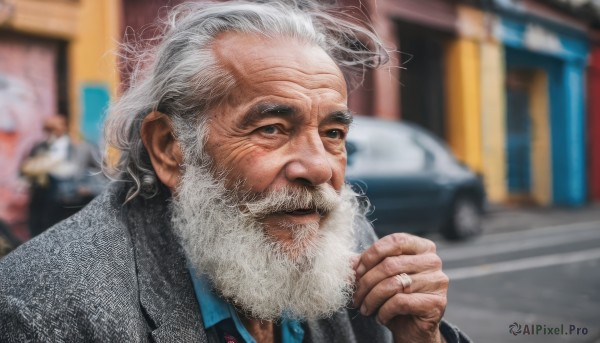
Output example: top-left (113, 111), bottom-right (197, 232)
top-left (0, 1), bottom-right (470, 342)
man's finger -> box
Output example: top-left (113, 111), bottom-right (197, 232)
top-left (353, 253), bottom-right (442, 305)
top-left (358, 271), bottom-right (449, 316)
top-left (355, 233), bottom-right (436, 279)
top-left (375, 292), bottom-right (447, 326)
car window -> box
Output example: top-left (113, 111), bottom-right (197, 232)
top-left (347, 124), bottom-right (428, 176)
top-left (411, 127), bottom-right (455, 164)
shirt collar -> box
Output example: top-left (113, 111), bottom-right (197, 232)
top-left (189, 267), bottom-right (232, 329)
top-left (188, 267), bottom-right (305, 343)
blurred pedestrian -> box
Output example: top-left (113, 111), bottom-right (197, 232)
top-left (0, 219), bottom-right (19, 258)
top-left (21, 115), bottom-right (105, 237)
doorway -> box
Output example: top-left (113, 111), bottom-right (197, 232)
top-left (505, 70), bottom-right (532, 199)
top-left (396, 21), bottom-right (452, 140)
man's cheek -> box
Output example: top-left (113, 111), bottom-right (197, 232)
top-left (331, 155), bottom-right (347, 191)
top-left (206, 142), bottom-right (261, 180)
top-left (237, 151), bottom-right (288, 190)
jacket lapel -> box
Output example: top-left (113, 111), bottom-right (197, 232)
top-left (125, 187), bottom-right (208, 342)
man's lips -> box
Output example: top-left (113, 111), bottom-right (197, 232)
top-left (285, 208), bottom-right (318, 216)
top-left (279, 207), bottom-right (332, 217)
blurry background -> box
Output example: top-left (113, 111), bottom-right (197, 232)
top-left (1, 0), bottom-right (599, 341)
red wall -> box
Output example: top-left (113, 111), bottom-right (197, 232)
top-left (119, 0), bottom-right (185, 90)
top-left (589, 48), bottom-right (600, 201)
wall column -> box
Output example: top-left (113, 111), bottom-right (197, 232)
top-left (529, 71), bottom-right (552, 205)
top-left (370, 1), bottom-right (401, 120)
top-left (69, 0), bottom-right (121, 143)
top-left (588, 48), bottom-right (600, 201)
top-left (445, 38), bottom-right (482, 172)
top-left (480, 41), bottom-right (507, 203)
top-left (553, 61), bottom-right (587, 205)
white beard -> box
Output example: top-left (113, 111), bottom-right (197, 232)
top-left (171, 162), bottom-right (362, 320)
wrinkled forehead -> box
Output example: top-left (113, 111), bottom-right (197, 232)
top-left (211, 32), bottom-right (347, 97)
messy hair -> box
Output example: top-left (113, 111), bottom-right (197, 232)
top-left (103, 0), bottom-right (388, 201)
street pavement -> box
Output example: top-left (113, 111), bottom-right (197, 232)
top-left (432, 204), bottom-right (600, 343)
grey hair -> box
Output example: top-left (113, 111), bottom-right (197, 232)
top-left (103, 0), bottom-right (388, 201)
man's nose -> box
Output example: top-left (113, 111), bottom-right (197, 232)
top-left (284, 133), bottom-right (333, 186)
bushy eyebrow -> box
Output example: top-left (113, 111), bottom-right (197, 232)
top-left (323, 110), bottom-right (353, 126)
top-left (240, 103), bottom-right (296, 128)
top-left (239, 102), bottom-right (353, 128)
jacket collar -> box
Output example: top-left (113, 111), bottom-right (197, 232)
top-left (118, 184), bottom-right (207, 342)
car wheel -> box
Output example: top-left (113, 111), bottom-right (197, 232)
top-left (442, 196), bottom-right (482, 240)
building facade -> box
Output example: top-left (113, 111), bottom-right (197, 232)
top-left (351, 0), bottom-right (600, 206)
top-left (116, 0), bottom-right (600, 207)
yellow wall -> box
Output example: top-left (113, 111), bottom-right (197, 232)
top-left (68, 0), bottom-right (121, 141)
top-left (529, 71), bottom-right (552, 205)
top-left (445, 38), bottom-right (482, 172)
top-left (480, 42), bottom-right (508, 203)
top-left (1, 0), bottom-right (79, 39)
top-left (446, 6), bottom-right (512, 202)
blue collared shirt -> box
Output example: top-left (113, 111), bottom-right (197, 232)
top-left (189, 268), bottom-right (304, 343)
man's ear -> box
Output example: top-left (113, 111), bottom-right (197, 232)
top-left (140, 111), bottom-right (183, 190)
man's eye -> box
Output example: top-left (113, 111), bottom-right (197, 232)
top-left (260, 125), bottom-right (279, 135)
top-left (325, 129), bottom-right (345, 140)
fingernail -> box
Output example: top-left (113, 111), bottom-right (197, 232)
top-left (350, 256), bottom-right (360, 269)
top-left (356, 263), bottom-right (366, 276)
top-left (360, 304), bottom-right (367, 315)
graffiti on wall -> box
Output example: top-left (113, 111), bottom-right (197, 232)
top-left (0, 34), bottom-right (58, 232)
top-left (0, 75), bottom-right (40, 229)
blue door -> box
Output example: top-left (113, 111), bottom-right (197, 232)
top-left (506, 83), bottom-right (531, 194)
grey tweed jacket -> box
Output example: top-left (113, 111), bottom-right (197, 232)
top-left (0, 182), bottom-right (471, 342)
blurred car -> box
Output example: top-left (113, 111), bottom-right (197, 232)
top-left (345, 116), bottom-right (486, 240)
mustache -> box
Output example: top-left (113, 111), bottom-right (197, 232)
top-left (241, 184), bottom-right (341, 219)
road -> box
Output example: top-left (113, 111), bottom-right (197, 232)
top-left (433, 211), bottom-right (600, 343)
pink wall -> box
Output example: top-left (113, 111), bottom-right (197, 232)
top-left (0, 33), bottom-right (58, 235)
